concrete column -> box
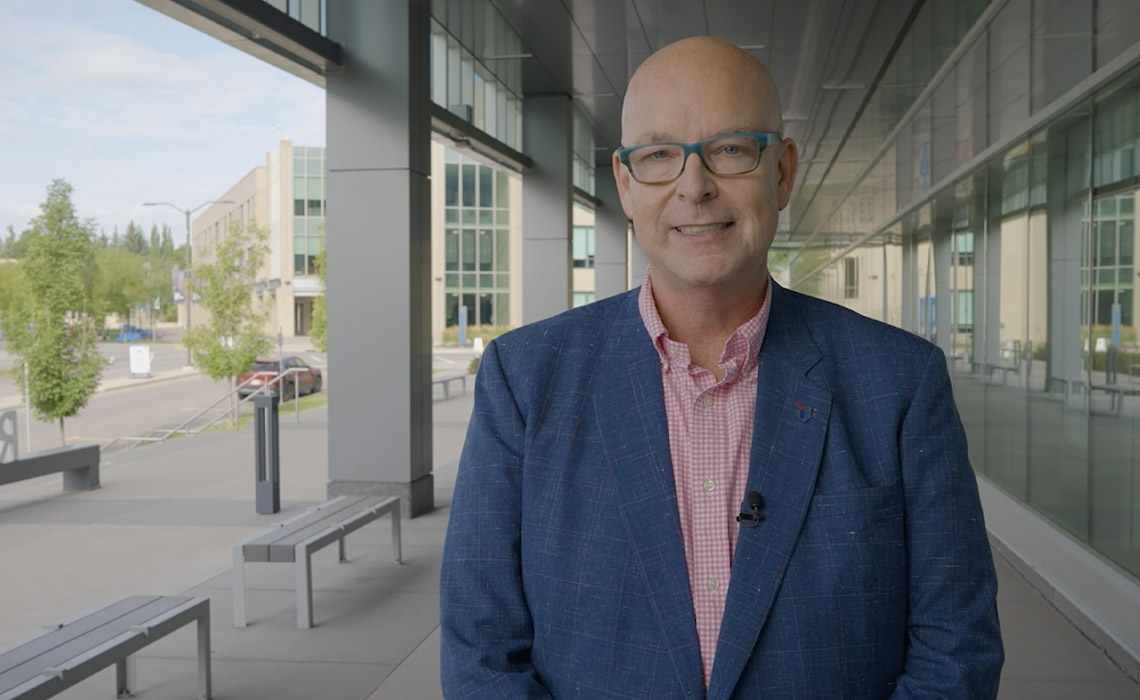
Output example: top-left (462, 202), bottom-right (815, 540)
top-left (522, 95), bottom-right (572, 323)
top-left (593, 164), bottom-right (630, 299)
top-left (324, 0), bottom-right (433, 516)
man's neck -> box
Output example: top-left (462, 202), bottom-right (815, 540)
top-left (651, 271), bottom-right (769, 377)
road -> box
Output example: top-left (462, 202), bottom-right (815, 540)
top-left (0, 343), bottom-right (329, 455)
top-left (0, 332), bottom-right (481, 456)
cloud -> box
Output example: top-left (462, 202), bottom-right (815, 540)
top-left (0, 0), bottom-right (326, 237)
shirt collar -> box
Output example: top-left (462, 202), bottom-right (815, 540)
top-left (637, 267), bottom-right (772, 378)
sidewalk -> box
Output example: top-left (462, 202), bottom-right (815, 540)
top-left (0, 392), bottom-right (1138, 699)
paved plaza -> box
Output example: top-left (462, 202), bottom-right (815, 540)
top-left (1, 388), bottom-right (1139, 699)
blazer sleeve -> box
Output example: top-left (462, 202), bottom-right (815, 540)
top-left (439, 340), bottom-right (555, 700)
top-left (890, 345), bottom-right (1004, 699)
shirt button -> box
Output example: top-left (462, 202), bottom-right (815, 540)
top-left (703, 479), bottom-right (716, 492)
top-left (667, 346), bottom-right (678, 358)
top-left (707, 578), bottom-right (720, 590)
top-left (701, 395), bottom-right (712, 408)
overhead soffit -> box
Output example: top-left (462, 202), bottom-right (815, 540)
top-left (486, 0), bottom-right (924, 239)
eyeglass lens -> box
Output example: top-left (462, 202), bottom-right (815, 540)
top-left (628, 134), bottom-right (763, 182)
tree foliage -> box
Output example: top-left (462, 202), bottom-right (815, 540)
top-left (183, 219), bottom-right (272, 424)
top-left (0, 179), bottom-right (105, 445)
top-left (122, 221), bottom-right (148, 255)
top-left (310, 232), bottom-right (327, 352)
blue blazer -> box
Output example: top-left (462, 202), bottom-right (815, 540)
top-left (440, 283), bottom-right (1003, 699)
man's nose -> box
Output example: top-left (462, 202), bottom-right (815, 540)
top-left (675, 152), bottom-right (717, 202)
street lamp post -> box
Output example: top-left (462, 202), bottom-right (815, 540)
top-left (143, 200), bottom-right (232, 366)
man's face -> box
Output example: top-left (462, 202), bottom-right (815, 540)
top-left (614, 42), bottom-right (796, 300)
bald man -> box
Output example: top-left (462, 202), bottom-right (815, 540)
top-left (440, 37), bottom-right (1003, 699)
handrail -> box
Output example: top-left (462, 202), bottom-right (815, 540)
top-left (103, 367), bottom-right (313, 452)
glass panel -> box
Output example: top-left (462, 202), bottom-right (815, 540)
top-left (496, 229), bottom-right (509, 271)
top-left (462, 164), bottom-right (476, 207)
top-left (1030, 101), bottom-right (1091, 543)
top-left (445, 163), bottom-right (459, 206)
top-left (478, 229), bottom-right (493, 271)
top-left (445, 229), bottom-right (459, 271)
top-left (479, 166), bottom-right (493, 207)
top-left (462, 229), bottom-right (475, 271)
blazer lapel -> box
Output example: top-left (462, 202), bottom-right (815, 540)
top-left (593, 293), bottom-right (706, 699)
top-left (707, 284), bottom-right (833, 700)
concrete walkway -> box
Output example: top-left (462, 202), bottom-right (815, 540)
top-left (0, 391), bottom-right (1137, 699)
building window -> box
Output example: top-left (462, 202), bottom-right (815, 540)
top-left (443, 149), bottom-right (511, 327)
top-left (843, 257), bottom-right (859, 299)
top-left (572, 226), bottom-right (595, 269)
top-left (954, 232), bottom-right (975, 266)
top-left (572, 292), bottom-right (595, 308)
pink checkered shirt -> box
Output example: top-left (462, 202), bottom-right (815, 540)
top-left (638, 269), bottom-right (772, 688)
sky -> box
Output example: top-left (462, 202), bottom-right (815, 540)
top-left (0, 0), bottom-right (326, 240)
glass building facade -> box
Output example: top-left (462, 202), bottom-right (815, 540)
top-left (442, 148), bottom-right (513, 328)
top-left (292, 145), bottom-right (325, 276)
top-left (799, 0), bottom-right (1140, 579)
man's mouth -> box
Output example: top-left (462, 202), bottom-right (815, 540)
top-left (675, 222), bottom-right (730, 234)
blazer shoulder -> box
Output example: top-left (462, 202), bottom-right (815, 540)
top-left (492, 290), bottom-right (638, 357)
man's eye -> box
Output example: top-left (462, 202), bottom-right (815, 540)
top-left (647, 149), bottom-right (673, 160)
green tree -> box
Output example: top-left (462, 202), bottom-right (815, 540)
top-left (183, 219), bottom-right (272, 427)
top-left (160, 226), bottom-right (175, 259)
top-left (1, 180), bottom-right (105, 445)
top-left (122, 221), bottom-right (148, 255)
top-left (93, 247), bottom-right (146, 320)
top-left (310, 232), bottom-right (327, 352)
top-left (0, 261), bottom-right (26, 313)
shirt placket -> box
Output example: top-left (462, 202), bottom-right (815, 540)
top-left (689, 375), bottom-right (733, 677)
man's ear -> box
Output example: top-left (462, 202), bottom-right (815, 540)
top-left (613, 151), bottom-right (635, 220)
top-left (776, 138), bottom-right (798, 210)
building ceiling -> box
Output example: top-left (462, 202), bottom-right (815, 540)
top-left (485, 0), bottom-right (924, 240)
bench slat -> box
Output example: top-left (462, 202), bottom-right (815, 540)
top-left (0, 596), bottom-right (192, 694)
top-left (270, 496), bottom-right (397, 555)
top-left (240, 496), bottom-right (366, 561)
top-left (0, 597), bottom-right (158, 682)
top-left (245, 496), bottom-right (396, 563)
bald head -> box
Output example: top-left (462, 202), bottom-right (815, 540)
top-left (622, 37), bottom-right (783, 147)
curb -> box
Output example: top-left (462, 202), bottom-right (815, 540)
top-left (0, 369), bottom-right (202, 412)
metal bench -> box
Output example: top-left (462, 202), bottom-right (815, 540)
top-left (0, 595), bottom-right (210, 700)
top-left (1090, 384), bottom-right (1140, 416)
top-left (233, 495), bottom-right (402, 629)
top-left (0, 444), bottom-right (99, 491)
top-left (431, 373), bottom-right (468, 399)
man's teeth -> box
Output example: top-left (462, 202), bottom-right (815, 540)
top-left (676, 223), bottom-right (728, 234)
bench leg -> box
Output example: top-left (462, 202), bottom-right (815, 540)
top-left (232, 545), bottom-right (247, 628)
top-left (197, 613), bottom-right (212, 699)
top-left (339, 535), bottom-right (348, 562)
top-left (391, 503), bottom-right (403, 564)
top-left (296, 545), bottom-right (315, 629)
top-left (116, 654), bottom-right (137, 696)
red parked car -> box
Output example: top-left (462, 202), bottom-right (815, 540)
top-left (237, 356), bottom-right (323, 399)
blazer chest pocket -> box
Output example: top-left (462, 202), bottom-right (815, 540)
top-left (798, 484), bottom-right (905, 554)
top-left (791, 484), bottom-right (907, 596)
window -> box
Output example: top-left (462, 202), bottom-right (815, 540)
top-left (843, 257), bottom-right (859, 299)
top-left (572, 226), bottom-right (595, 268)
top-left (954, 232), bottom-right (975, 266)
top-left (573, 292), bottom-right (595, 307)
